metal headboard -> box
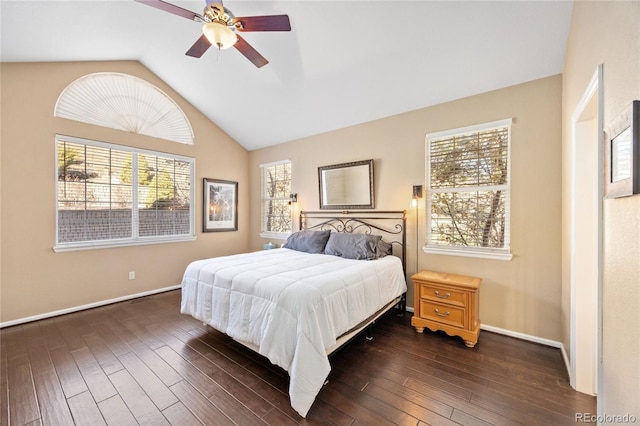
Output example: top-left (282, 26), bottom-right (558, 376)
top-left (299, 210), bottom-right (407, 274)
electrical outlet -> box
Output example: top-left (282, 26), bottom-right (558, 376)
top-left (128, 271), bottom-right (135, 280)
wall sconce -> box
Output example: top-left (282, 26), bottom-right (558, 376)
top-left (289, 193), bottom-right (298, 205)
top-left (412, 185), bottom-right (423, 199)
top-left (411, 185), bottom-right (423, 207)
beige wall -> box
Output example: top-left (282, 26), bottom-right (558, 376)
top-left (250, 75), bottom-right (564, 341)
top-left (0, 61), bottom-right (250, 323)
top-left (562, 0), bottom-right (640, 417)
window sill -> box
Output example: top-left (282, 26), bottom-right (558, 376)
top-left (423, 246), bottom-right (513, 261)
top-left (53, 235), bottom-right (196, 252)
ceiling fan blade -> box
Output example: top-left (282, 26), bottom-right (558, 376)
top-left (233, 15), bottom-right (291, 32)
top-left (234, 35), bottom-right (268, 68)
top-left (186, 35), bottom-right (212, 58)
top-left (134, 0), bottom-right (203, 21)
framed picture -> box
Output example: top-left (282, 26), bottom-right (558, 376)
top-left (203, 178), bottom-right (238, 232)
top-left (604, 100), bottom-right (639, 199)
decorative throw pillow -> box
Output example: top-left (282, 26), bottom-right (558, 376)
top-left (282, 230), bottom-right (331, 254)
top-left (324, 232), bottom-right (382, 260)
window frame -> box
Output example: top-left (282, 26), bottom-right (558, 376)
top-left (54, 134), bottom-right (196, 252)
top-left (424, 119), bottom-right (513, 261)
top-left (259, 159), bottom-right (293, 240)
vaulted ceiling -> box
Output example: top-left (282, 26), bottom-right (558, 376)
top-left (0, 1), bottom-right (573, 150)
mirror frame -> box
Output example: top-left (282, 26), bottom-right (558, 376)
top-left (318, 159), bottom-right (374, 210)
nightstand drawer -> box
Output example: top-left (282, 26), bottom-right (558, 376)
top-left (418, 300), bottom-right (465, 328)
top-left (419, 285), bottom-right (466, 307)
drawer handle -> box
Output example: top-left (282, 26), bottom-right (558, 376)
top-left (434, 308), bottom-right (450, 317)
top-left (434, 290), bottom-right (450, 299)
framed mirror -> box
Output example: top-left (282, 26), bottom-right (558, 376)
top-left (604, 100), bottom-right (639, 198)
top-left (318, 159), bottom-right (374, 209)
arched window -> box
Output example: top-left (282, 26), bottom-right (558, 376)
top-left (54, 72), bottom-right (194, 144)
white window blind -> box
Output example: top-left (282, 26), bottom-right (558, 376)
top-left (260, 160), bottom-right (292, 237)
top-left (55, 135), bottom-right (195, 251)
top-left (425, 119), bottom-right (512, 259)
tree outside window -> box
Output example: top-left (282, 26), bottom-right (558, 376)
top-left (425, 119), bottom-right (511, 258)
top-left (261, 161), bottom-right (292, 236)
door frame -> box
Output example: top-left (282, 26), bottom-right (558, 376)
top-left (569, 64), bottom-right (603, 399)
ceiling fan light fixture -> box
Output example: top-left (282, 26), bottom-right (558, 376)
top-left (202, 22), bottom-right (237, 49)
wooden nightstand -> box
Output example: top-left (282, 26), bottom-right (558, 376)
top-left (411, 270), bottom-right (482, 347)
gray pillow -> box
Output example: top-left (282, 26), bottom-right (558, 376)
top-left (282, 230), bottom-right (331, 254)
top-left (377, 239), bottom-right (392, 258)
top-left (324, 232), bottom-right (382, 260)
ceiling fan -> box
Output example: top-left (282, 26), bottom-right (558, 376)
top-left (135, 0), bottom-right (291, 68)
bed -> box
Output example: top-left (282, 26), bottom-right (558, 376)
top-left (180, 210), bottom-right (407, 417)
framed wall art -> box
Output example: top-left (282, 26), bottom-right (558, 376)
top-left (203, 178), bottom-right (238, 232)
top-left (604, 100), bottom-right (639, 199)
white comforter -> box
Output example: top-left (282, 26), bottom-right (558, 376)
top-left (180, 248), bottom-right (406, 417)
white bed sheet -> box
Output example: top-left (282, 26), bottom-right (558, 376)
top-left (180, 247), bottom-right (407, 417)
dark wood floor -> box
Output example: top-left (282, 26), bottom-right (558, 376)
top-left (1, 290), bottom-right (595, 425)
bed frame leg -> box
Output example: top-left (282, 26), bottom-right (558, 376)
top-left (397, 293), bottom-right (407, 316)
top-left (365, 326), bottom-right (373, 341)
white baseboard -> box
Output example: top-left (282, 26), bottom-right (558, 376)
top-left (406, 306), bottom-right (564, 348)
top-left (407, 306), bottom-right (569, 346)
top-left (0, 284), bottom-right (182, 328)
top-left (560, 341), bottom-right (572, 381)
top-left (480, 323), bottom-right (571, 381)
top-left (479, 323), bottom-right (564, 349)
top-left (405, 306), bottom-right (569, 373)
